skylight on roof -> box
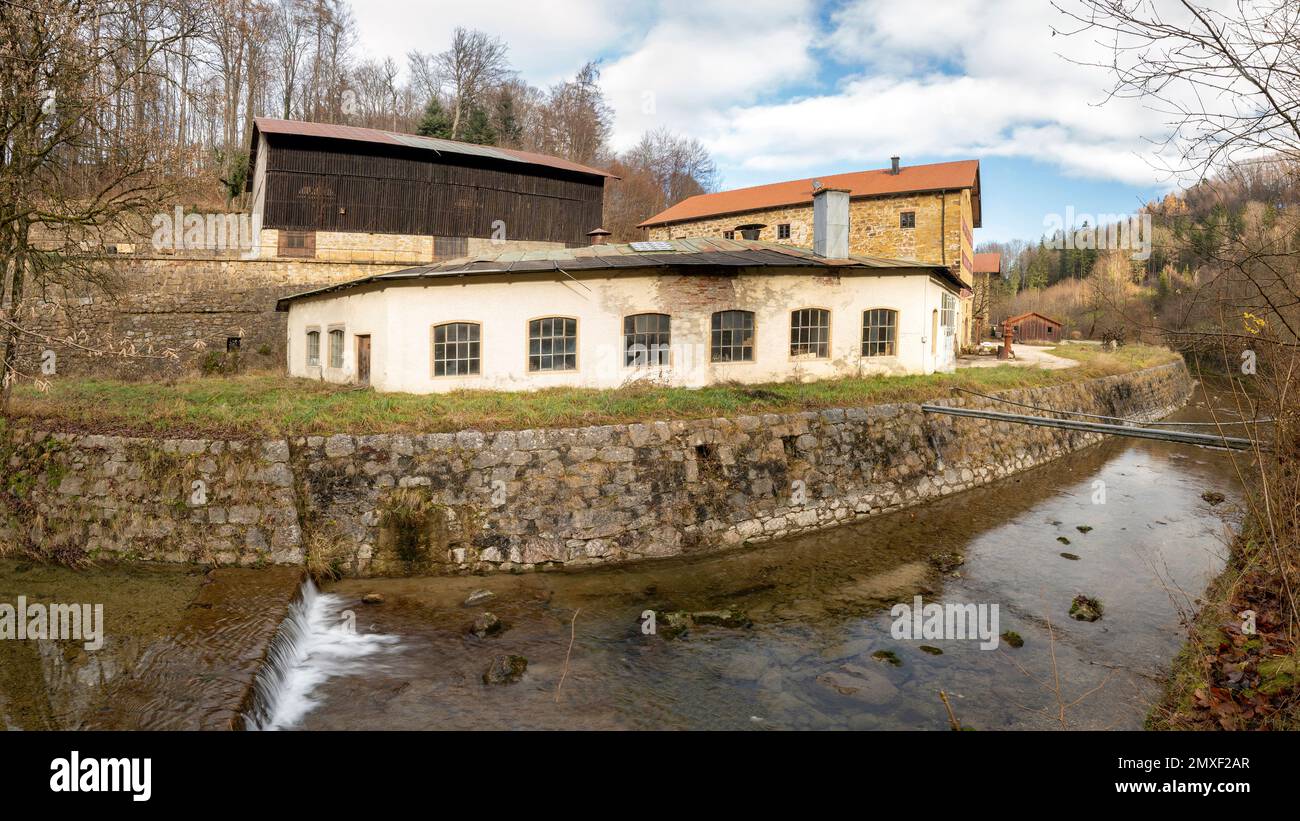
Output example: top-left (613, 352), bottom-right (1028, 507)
top-left (629, 241), bottom-right (675, 252)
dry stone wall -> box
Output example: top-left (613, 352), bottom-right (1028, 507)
top-left (0, 361), bottom-right (1193, 575)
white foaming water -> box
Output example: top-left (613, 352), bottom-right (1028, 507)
top-left (243, 579), bottom-right (399, 730)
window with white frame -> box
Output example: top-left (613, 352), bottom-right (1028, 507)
top-left (941, 292), bottom-right (957, 333)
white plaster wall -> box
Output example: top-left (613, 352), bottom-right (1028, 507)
top-left (285, 269), bottom-right (960, 393)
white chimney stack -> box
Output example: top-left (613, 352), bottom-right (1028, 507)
top-left (812, 187), bottom-right (850, 259)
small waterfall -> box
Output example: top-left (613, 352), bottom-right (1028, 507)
top-left (242, 579), bottom-right (399, 730)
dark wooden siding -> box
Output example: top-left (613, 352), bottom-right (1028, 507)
top-left (1011, 315), bottom-right (1062, 342)
top-left (260, 136), bottom-right (605, 246)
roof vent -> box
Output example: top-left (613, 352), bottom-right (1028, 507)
top-left (812, 188), bottom-right (850, 259)
top-left (586, 227), bottom-right (612, 246)
top-left (890, 156), bottom-right (900, 175)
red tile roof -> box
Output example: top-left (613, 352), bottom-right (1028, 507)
top-left (973, 252), bottom-right (1002, 273)
top-left (250, 117), bottom-right (615, 179)
top-left (639, 159), bottom-right (980, 228)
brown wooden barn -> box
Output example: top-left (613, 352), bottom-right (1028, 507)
top-left (246, 118), bottom-right (613, 252)
top-left (1001, 311), bottom-right (1063, 343)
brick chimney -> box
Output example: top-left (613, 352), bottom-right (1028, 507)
top-left (586, 227), bottom-right (611, 246)
top-left (890, 156), bottom-right (900, 175)
top-left (812, 187), bottom-right (850, 259)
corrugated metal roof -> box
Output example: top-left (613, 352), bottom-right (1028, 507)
top-left (252, 117), bottom-right (616, 179)
top-left (638, 160), bottom-right (981, 228)
top-left (275, 237), bottom-right (960, 310)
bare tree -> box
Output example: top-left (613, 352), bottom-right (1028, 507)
top-left (431, 27), bottom-right (510, 140)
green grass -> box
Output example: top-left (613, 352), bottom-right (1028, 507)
top-left (6, 343), bottom-right (1180, 438)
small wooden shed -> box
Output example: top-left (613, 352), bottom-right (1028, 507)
top-left (1001, 311), bottom-right (1063, 343)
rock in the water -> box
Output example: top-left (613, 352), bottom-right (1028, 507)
top-left (871, 649), bottom-right (902, 666)
top-left (1060, 552), bottom-right (1080, 561)
top-left (361, 592), bottom-right (385, 605)
top-left (815, 663), bottom-right (899, 704)
top-left (482, 654), bottom-right (527, 685)
top-left (470, 611), bottom-right (507, 638)
top-left (919, 645), bottom-right (944, 655)
top-left (690, 607), bottom-right (752, 628)
top-left (463, 589), bottom-right (494, 606)
top-left (1201, 490), bottom-right (1226, 506)
top-left (929, 551), bottom-right (965, 573)
top-left (1069, 595), bottom-right (1104, 622)
top-left (658, 611), bottom-right (693, 640)
top-left (1001, 631), bottom-right (1024, 648)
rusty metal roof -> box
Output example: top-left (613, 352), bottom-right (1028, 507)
top-left (251, 117), bottom-right (615, 179)
top-left (275, 236), bottom-right (959, 310)
top-left (638, 160), bottom-right (981, 228)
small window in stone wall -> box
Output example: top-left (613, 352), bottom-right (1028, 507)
top-left (226, 336), bottom-right (241, 352)
top-left (329, 329), bottom-right (345, 368)
top-left (723, 230), bottom-right (735, 240)
top-left (777, 223), bottom-right (791, 240)
top-left (900, 211), bottom-right (916, 229)
top-left (306, 330), bottom-right (320, 366)
top-left (278, 230), bottom-right (316, 258)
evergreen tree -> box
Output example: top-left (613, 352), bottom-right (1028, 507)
top-left (458, 105), bottom-right (497, 146)
top-left (417, 98), bottom-right (452, 138)
top-left (493, 90), bottom-right (523, 147)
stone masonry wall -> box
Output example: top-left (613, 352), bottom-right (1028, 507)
top-left (0, 361), bottom-right (1193, 574)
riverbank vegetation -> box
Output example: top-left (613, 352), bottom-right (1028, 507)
top-left (2, 343), bottom-right (1177, 438)
top-left (1051, 1), bottom-right (1300, 731)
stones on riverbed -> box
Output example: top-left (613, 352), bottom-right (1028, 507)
top-left (815, 663), bottom-right (899, 704)
top-left (691, 607), bottom-right (752, 628)
top-left (919, 645), bottom-right (943, 655)
top-left (928, 551), bottom-right (965, 574)
top-left (469, 611), bottom-right (507, 638)
top-left (361, 592), bottom-right (385, 605)
top-left (482, 654), bottom-right (527, 685)
top-left (1001, 631), bottom-right (1024, 648)
top-left (871, 649), bottom-right (902, 666)
top-left (1056, 536), bottom-right (1071, 545)
top-left (463, 589), bottom-right (494, 606)
top-left (655, 607), bottom-right (752, 640)
top-left (1076, 525), bottom-right (1093, 533)
top-left (1201, 490), bottom-right (1226, 506)
top-left (1069, 595), bottom-right (1104, 622)
top-left (1059, 552), bottom-right (1080, 561)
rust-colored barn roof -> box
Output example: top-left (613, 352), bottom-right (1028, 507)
top-left (638, 159), bottom-right (981, 228)
top-left (973, 252), bottom-right (1002, 274)
top-left (249, 117), bottom-right (615, 180)
top-left (1003, 311), bottom-right (1062, 326)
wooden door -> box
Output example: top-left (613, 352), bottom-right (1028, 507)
top-left (356, 335), bottom-right (371, 385)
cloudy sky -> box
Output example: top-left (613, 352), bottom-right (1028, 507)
top-left (354, 0), bottom-right (1203, 243)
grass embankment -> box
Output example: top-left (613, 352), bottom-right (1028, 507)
top-left (3, 343), bottom-right (1179, 439)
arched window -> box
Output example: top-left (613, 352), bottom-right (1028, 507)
top-left (790, 308), bottom-right (830, 358)
top-left (862, 309), bottom-right (898, 357)
top-left (711, 310), bottom-right (755, 362)
top-left (528, 317), bottom-right (577, 372)
top-left (432, 322), bottom-right (480, 376)
top-left (306, 330), bottom-right (320, 367)
top-left (624, 313), bottom-right (671, 367)
top-left (328, 328), bottom-right (345, 368)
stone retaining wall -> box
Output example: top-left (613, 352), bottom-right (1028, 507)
top-left (0, 361), bottom-right (1193, 575)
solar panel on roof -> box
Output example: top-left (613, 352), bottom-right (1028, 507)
top-left (629, 241), bottom-right (675, 252)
